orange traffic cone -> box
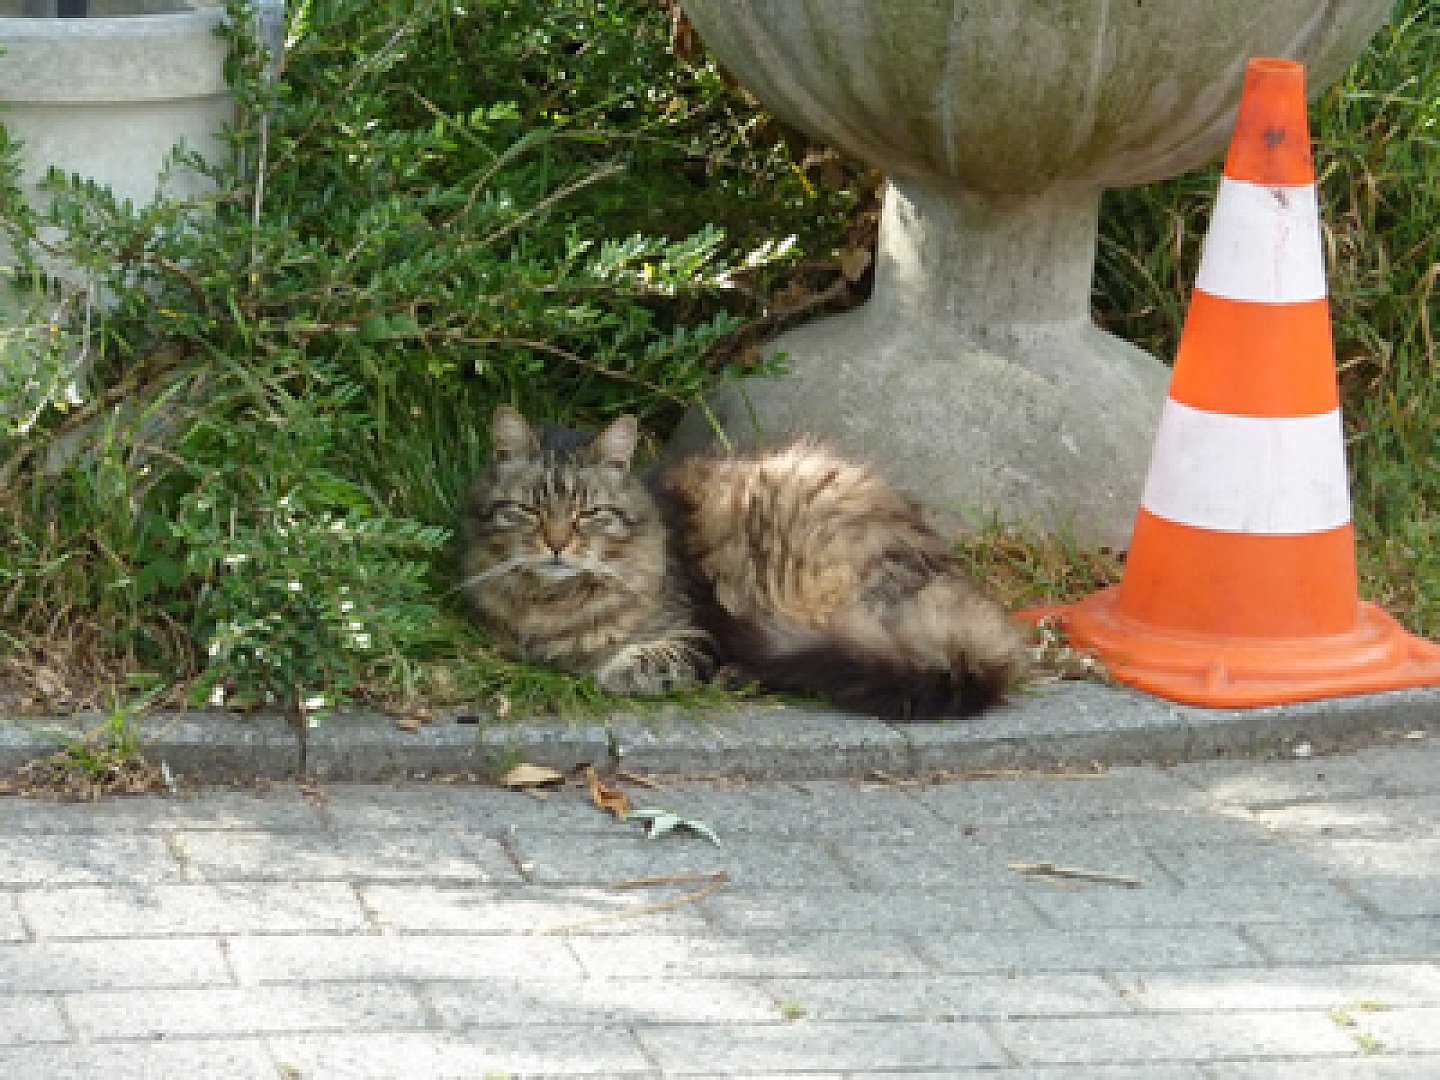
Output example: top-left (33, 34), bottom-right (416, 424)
top-left (1037, 57), bottom-right (1440, 708)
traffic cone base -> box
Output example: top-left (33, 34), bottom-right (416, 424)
top-left (1060, 587), bottom-right (1440, 709)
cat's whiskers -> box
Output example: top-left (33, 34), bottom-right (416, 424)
top-left (461, 554), bottom-right (627, 590)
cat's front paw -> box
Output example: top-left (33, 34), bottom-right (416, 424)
top-left (595, 641), bottom-right (706, 696)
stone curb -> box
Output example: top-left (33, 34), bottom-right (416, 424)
top-left (2, 681), bottom-right (1436, 782)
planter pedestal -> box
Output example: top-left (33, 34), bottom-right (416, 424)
top-left (671, 0), bottom-right (1390, 548)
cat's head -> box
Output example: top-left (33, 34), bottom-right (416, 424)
top-left (464, 406), bottom-right (659, 589)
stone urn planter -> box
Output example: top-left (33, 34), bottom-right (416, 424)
top-left (0, 0), bottom-right (232, 293)
top-left (669, 1), bottom-right (1389, 548)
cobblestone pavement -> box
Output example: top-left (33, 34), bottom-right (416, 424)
top-left (2, 738), bottom-right (1438, 1078)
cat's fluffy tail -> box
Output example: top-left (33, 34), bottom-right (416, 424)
top-left (710, 579), bottom-right (1030, 722)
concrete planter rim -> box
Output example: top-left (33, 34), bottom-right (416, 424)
top-left (0, 8), bottom-right (229, 103)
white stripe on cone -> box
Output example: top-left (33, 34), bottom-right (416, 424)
top-left (1141, 400), bottom-right (1351, 535)
top-left (1194, 178), bottom-right (1327, 305)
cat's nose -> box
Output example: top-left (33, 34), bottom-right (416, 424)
top-left (543, 522), bottom-right (573, 556)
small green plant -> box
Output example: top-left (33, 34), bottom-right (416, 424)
top-left (1327, 1007), bottom-right (1359, 1029)
top-left (16, 695), bottom-right (165, 799)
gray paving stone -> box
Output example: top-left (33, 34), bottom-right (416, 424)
top-left (920, 926), bottom-right (1262, 974)
top-left (511, 833), bottom-right (855, 888)
top-left (226, 932), bottom-right (584, 984)
top-left (1244, 794), bottom-right (1440, 839)
top-left (0, 793), bottom-right (179, 833)
top-left (427, 976), bottom-right (781, 1026)
top-left (850, 1070), bottom-right (1209, 1080)
top-left (0, 787), bottom-right (318, 838)
top-left (172, 828), bottom-right (519, 883)
top-left (0, 894), bottom-right (21, 942)
top-left (700, 886), bottom-right (1045, 933)
top-left (19, 882), bottom-right (369, 938)
top-left (160, 786), bottom-right (329, 832)
top-left (0, 938), bottom-right (230, 991)
top-left (1114, 963), bottom-right (1440, 1012)
top-left (760, 972), bottom-right (1128, 1020)
top-left (65, 983), bottom-right (428, 1039)
top-left (0, 1040), bottom-right (276, 1079)
top-left (1204, 1056), bottom-right (1440, 1078)
top-left (935, 820), bottom-right (1282, 892)
top-left (1178, 742), bottom-right (1440, 805)
top-left (637, 1019), bottom-right (1008, 1071)
top-left (628, 779), bottom-right (948, 836)
top-left (567, 932), bottom-right (929, 978)
top-left (1025, 881), bottom-right (1368, 928)
top-left (319, 782), bottom-right (617, 835)
top-left (361, 883), bottom-right (710, 935)
top-left (0, 994), bottom-right (66, 1044)
top-left (0, 833), bottom-right (182, 886)
top-left (839, 838), bottom-right (1168, 892)
top-left (1244, 918), bottom-right (1440, 965)
top-left (996, 1011), bottom-right (1358, 1064)
top-left (1301, 838), bottom-right (1440, 881)
top-left (911, 767), bottom-right (1213, 826)
top-left (1148, 841), bottom-right (1344, 887)
top-left (269, 1028), bottom-right (652, 1076)
top-left (1348, 879), bottom-right (1440, 917)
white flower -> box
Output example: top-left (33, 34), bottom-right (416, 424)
top-left (208, 685), bottom-right (226, 706)
top-left (339, 600), bottom-right (355, 613)
top-left (350, 633), bottom-right (372, 649)
top-left (287, 581), bottom-right (302, 592)
top-left (302, 694), bottom-right (327, 711)
top-left (222, 554), bottom-right (249, 567)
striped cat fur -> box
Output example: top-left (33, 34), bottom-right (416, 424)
top-left (462, 406), bottom-right (1028, 720)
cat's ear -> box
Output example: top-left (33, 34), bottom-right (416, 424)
top-left (590, 414), bottom-right (639, 474)
top-left (491, 405), bottom-right (539, 464)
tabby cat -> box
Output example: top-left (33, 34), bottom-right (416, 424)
top-left (461, 406), bottom-right (1028, 719)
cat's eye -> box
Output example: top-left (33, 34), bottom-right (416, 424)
top-left (574, 506), bottom-right (631, 533)
top-left (486, 500), bottom-right (537, 527)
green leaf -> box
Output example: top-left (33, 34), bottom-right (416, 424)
top-left (357, 314), bottom-right (390, 342)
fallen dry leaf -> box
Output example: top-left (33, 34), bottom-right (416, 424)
top-left (500, 763), bottom-right (566, 789)
top-left (583, 764), bottom-right (631, 820)
top-left (837, 244), bottom-right (872, 282)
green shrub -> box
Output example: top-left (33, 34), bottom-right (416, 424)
top-left (0, 0), bottom-right (1433, 716)
top-left (0, 0), bottom-right (850, 711)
